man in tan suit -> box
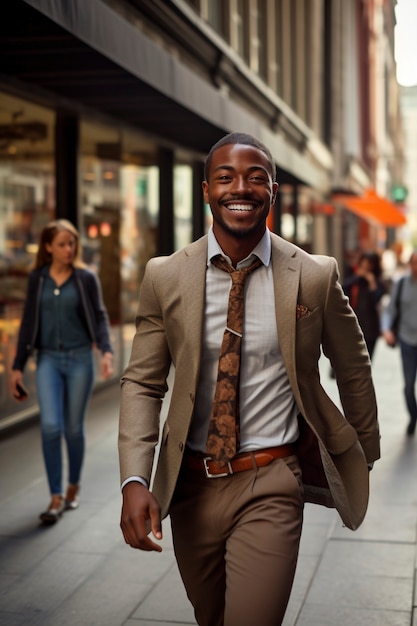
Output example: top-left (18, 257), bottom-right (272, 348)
top-left (119, 132), bottom-right (380, 626)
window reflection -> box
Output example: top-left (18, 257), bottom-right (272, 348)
top-left (0, 93), bottom-right (55, 421)
top-left (80, 120), bottom-right (160, 362)
top-left (120, 164), bottom-right (159, 322)
top-left (174, 165), bottom-right (193, 250)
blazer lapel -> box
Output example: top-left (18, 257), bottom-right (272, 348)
top-left (271, 239), bottom-right (301, 399)
top-left (179, 237), bottom-right (207, 376)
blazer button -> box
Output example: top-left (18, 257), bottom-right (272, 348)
top-left (179, 442), bottom-right (184, 451)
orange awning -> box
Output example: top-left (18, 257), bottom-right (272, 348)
top-left (332, 188), bottom-right (406, 227)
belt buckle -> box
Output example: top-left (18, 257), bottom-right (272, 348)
top-left (203, 457), bottom-right (233, 478)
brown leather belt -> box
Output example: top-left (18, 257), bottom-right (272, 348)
top-left (183, 445), bottom-right (294, 478)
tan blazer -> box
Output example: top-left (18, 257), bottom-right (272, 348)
top-left (119, 233), bottom-right (380, 530)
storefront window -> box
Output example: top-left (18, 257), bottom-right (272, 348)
top-left (0, 92), bottom-right (55, 422)
top-left (280, 184), bottom-right (296, 241)
top-left (296, 186), bottom-right (314, 251)
top-left (279, 184), bottom-right (313, 251)
top-left (121, 128), bottom-right (159, 340)
top-left (120, 164), bottom-right (159, 324)
top-left (174, 164), bottom-right (193, 250)
top-left (80, 118), bottom-right (123, 375)
top-left (2, 101), bottom-right (162, 424)
top-left (81, 120), bottom-right (160, 366)
top-left (205, 201), bottom-right (213, 232)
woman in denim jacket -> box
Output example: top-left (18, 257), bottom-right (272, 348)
top-left (10, 219), bottom-right (114, 524)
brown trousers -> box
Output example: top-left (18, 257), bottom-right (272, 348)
top-left (170, 454), bottom-right (304, 626)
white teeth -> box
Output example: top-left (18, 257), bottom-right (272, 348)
top-left (227, 204), bottom-right (255, 211)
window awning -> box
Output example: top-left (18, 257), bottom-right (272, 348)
top-left (332, 188), bottom-right (406, 227)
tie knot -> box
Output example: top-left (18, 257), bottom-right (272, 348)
top-left (212, 255), bottom-right (262, 284)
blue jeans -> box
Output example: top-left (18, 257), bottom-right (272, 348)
top-left (36, 348), bottom-right (94, 495)
top-left (399, 340), bottom-right (417, 426)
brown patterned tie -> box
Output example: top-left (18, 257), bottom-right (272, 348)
top-left (206, 255), bottom-right (263, 466)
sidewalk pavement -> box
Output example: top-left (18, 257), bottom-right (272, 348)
top-left (0, 341), bottom-right (416, 626)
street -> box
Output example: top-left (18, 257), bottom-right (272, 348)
top-left (0, 340), bottom-right (416, 625)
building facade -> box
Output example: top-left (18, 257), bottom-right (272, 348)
top-left (398, 85), bottom-right (417, 254)
top-left (0, 0), bottom-right (404, 427)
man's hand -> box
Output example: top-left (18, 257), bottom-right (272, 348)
top-left (120, 481), bottom-right (163, 552)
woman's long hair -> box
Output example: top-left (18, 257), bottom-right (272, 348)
top-left (357, 251), bottom-right (382, 279)
top-left (35, 219), bottom-right (85, 269)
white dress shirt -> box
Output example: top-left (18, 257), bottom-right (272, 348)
top-left (186, 227), bottom-right (299, 453)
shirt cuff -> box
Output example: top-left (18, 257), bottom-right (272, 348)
top-left (121, 476), bottom-right (149, 491)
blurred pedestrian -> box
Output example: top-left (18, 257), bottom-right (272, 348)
top-left (343, 251), bottom-right (385, 360)
top-left (10, 219), bottom-right (114, 524)
top-left (382, 250), bottom-right (417, 436)
top-left (118, 132), bottom-right (380, 626)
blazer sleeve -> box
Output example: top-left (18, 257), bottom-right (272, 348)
top-left (321, 261), bottom-right (380, 462)
top-left (118, 258), bottom-right (172, 484)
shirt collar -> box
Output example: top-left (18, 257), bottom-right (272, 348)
top-left (207, 226), bottom-right (271, 269)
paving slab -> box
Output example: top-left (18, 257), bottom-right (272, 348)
top-left (0, 342), bottom-right (416, 625)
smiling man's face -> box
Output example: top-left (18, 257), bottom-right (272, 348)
top-left (203, 143), bottom-right (278, 251)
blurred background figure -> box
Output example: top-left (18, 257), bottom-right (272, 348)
top-left (343, 251), bottom-right (386, 360)
top-left (382, 250), bottom-right (417, 436)
top-left (9, 220), bottom-right (114, 524)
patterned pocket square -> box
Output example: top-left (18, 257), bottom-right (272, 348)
top-left (296, 304), bottom-right (310, 320)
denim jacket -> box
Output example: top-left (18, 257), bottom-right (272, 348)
top-left (12, 266), bottom-right (113, 371)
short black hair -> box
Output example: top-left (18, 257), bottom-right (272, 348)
top-left (204, 132), bottom-right (277, 182)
